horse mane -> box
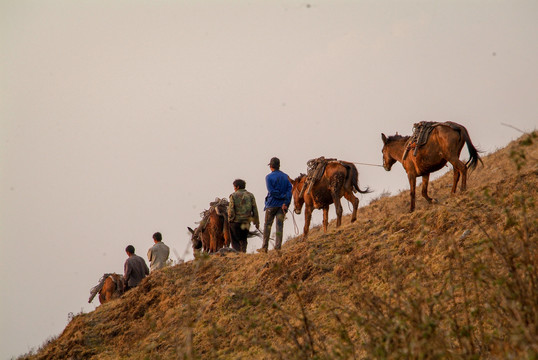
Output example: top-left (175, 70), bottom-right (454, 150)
top-left (387, 134), bottom-right (410, 142)
top-left (293, 173), bottom-right (306, 182)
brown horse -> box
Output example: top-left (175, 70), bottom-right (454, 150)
top-left (99, 274), bottom-right (124, 304)
top-left (188, 199), bottom-right (231, 253)
top-left (381, 121), bottom-right (481, 212)
top-left (89, 273), bottom-right (124, 305)
top-left (289, 161), bottom-right (370, 239)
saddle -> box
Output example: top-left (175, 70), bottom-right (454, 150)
top-left (403, 121), bottom-right (440, 160)
top-left (300, 156), bottom-right (337, 198)
top-left (198, 198), bottom-right (229, 231)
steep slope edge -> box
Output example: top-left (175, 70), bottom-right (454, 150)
top-left (23, 133), bottom-right (538, 359)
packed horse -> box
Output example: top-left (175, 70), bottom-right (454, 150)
top-left (89, 121), bottom-right (483, 305)
top-left (289, 158), bottom-right (370, 239)
top-left (381, 121), bottom-right (481, 212)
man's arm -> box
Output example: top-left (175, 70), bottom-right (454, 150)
top-left (284, 177), bottom-right (293, 207)
top-left (228, 194), bottom-right (236, 222)
top-left (251, 194), bottom-right (260, 227)
top-left (144, 261), bottom-right (149, 275)
top-left (124, 260), bottom-right (131, 284)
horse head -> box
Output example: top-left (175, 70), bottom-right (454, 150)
top-left (381, 133), bottom-right (398, 171)
top-left (289, 174), bottom-right (306, 214)
top-left (188, 226), bottom-right (203, 251)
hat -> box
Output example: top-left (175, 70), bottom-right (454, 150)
top-left (268, 157), bottom-right (280, 168)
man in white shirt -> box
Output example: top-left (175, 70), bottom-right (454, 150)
top-left (147, 232), bottom-right (170, 271)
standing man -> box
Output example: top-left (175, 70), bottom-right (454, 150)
top-left (258, 157), bottom-right (292, 253)
top-left (124, 245), bottom-right (149, 291)
top-left (147, 232), bottom-right (170, 271)
top-left (228, 179), bottom-right (260, 252)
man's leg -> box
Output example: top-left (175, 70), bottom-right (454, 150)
top-left (274, 209), bottom-right (285, 250)
top-left (230, 222), bottom-right (242, 251)
top-left (239, 222), bottom-right (249, 252)
top-left (261, 207), bottom-right (277, 251)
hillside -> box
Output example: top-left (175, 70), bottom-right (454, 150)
top-left (22, 132), bottom-right (537, 360)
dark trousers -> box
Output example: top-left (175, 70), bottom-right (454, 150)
top-left (262, 207), bottom-right (285, 250)
top-left (230, 222), bottom-right (249, 252)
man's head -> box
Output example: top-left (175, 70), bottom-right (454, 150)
top-left (153, 232), bottom-right (162, 242)
top-left (268, 157), bottom-right (280, 170)
top-left (125, 245), bottom-right (135, 255)
top-left (233, 179), bottom-right (246, 190)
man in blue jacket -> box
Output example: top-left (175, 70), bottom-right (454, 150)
top-left (258, 157), bottom-right (292, 253)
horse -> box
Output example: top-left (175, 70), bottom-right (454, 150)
top-left (188, 198), bottom-right (231, 253)
top-left (88, 273), bottom-right (124, 305)
top-left (381, 121), bottom-right (482, 212)
top-left (289, 160), bottom-right (370, 239)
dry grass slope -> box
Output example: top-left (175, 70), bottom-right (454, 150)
top-left (22, 132), bottom-right (538, 360)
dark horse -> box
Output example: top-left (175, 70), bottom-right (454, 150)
top-left (188, 199), bottom-right (231, 253)
top-left (381, 121), bottom-right (481, 212)
top-left (289, 161), bottom-right (370, 239)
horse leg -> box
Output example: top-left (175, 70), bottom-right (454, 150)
top-left (303, 205), bottom-right (313, 239)
top-left (449, 159), bottom-right (467, 193)
top-left (209, 232), bottom-right (216, 252)
top-left (421, 174), bottom-right (434, 203)
top-left (334, 197), bottom-right (343, 227)
top-left (408, 173), bottom-right (417, 212)
top-left (458, 161), bottom-right (467, 192)
top-left (223, 220), bottom-right (231, 247)
top-left (105, 290), bottom-right (113, 303)
top-left (201, 231), bottom-right (209, 252)
top-left (343, 191), bottom-right (359, 223)
top-left (323, 206), bottom-right (329, 232)
top-left (452, 169), bottom-right (460, 194)
top-left (99, 277), bottom-right (113, 304)
top-left (331, 174), bottom-right (344, 227)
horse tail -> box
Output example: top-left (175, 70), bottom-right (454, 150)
top-left (343, 161), bottom-right (371, 194)
top-left (458, 124), bottom-right (483, 170)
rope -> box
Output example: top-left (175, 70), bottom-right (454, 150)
top-left (291, 210), bottom-right (300, 235)
top-left (350, 161), bottom-right (384, 168)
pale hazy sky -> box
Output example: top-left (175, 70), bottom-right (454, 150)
top-left (1, 1), bottom-right (537, 358)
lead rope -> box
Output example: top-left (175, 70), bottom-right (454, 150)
top-left (350, 161), bottom-right (384, 167)
top-left (290, 209), bottom-right (300, 235)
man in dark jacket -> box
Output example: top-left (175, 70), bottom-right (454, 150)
top-left (124, 245), bottom-right (149, 291)
top-left (228, 179), bottom-right (260, 252)
top-left (258, 157), bottom-right (292, 253)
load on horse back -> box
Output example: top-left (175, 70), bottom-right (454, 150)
top-left (188, 198), bottom-right (231, 253)
top-left (381, 121), bottom-right (482, 212)
top-left (289, 157), bottom-right (370, 239)
top-left (88, 273), bottom-right (124, 305)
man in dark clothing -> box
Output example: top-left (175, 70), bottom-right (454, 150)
top-left (228, 179), bottom-right (260, 252)
top-left (258, 157), bottom-right (292, 253)
top-left (124, 245), bottom-right (149, 291)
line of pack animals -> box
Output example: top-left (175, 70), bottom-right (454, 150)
top-left (189, 121), bottom-right (482, 253)
top-left (88, 121), bottom-right (483, 305)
